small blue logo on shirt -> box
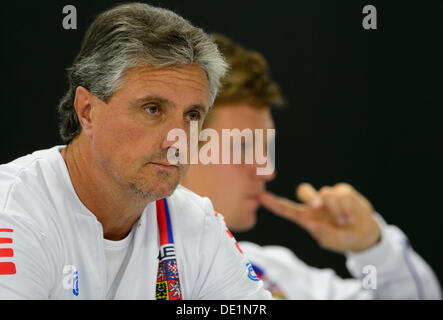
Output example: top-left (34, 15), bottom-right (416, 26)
top-left (72, 270), bottom-right (79, 296)
top-left (62, 265), bottom-right (79, 296)
top-left (246, 262), bottom-right (260, 281)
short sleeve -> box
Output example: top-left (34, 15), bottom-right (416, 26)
top-left (0, 211), bottom-right (54, 299)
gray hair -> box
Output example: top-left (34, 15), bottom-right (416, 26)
top-left (58, 2), bottom-right (228, 143)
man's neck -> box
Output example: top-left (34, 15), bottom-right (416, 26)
top-left (61, 138), bottom-right (148, 240)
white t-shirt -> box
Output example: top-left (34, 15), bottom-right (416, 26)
top-left (239, 216), bottom-right (442, 299)
top-left (103, 226), bottom-right (135, 299)
top-left (0, 146), bottom-right (270, 299)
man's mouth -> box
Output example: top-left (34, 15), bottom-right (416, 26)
top-left (149, 162), bottom-right (179, 169)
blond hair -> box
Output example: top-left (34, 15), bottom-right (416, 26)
top-left (210, 33), bottom-right (284, 110)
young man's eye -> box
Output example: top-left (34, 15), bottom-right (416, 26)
top-left (241, 142), bottom-right (251, 153)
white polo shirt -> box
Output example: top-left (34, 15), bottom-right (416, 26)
top-left (239, 216), bottom-right (442, 299)
top-left (0, 146), bottom-right (270, 300)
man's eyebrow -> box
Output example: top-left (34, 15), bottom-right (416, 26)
top-left (132, 95), bottom-right (172, 107)
top-left (133, 95), bottom-right (209, 115)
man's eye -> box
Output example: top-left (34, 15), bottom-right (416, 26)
top-left (187, 111), bottom-right (201, 121)
top-left (144, 105), bottom-right (160, 115)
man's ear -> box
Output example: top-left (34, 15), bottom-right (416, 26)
top-left (74, 86), bottom-right (94, 134)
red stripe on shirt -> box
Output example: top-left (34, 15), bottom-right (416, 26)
top-left (235, 242), bottom-right (244, 254)
top-left (0, 229), bottom-right (13, 233)
top-left (0, 248), bottom-right (14, 257)
top-left (0, 262), bottom-right (16, 275)
top-left (0, 238), bottom-right (12, 244)
top-left (156, 199), bottom-right (168, 246)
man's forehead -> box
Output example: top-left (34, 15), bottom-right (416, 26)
top-left (125, 64), bottom-right (208, 85)
top-left (116, 64), bottom-right (210, 107)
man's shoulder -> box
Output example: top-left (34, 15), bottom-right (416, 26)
top-left (0, 146), bottom-right (62, 182)
top-left (0, 146), bottom-right (64, 217)
top-left (170, 184), bottom-right (214, 214)
top-left (167, 185), bottom-right (218, 232)
top-left (239, 241), bottom-right (294, 257)
top-left (238, 241), bottom-right (304, 269)
top-left (0, 153), bottom-right (41, 189)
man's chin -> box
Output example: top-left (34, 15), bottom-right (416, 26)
top-left (130, 166), bottom-right (184, 199)
top-left (129, 179), bottom-right (180, 201)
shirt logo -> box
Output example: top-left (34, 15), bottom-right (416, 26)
top-left (0, 228), bottom-right (16, 275)
top-left (62, 265), bottom-right (79, 296)
top-left (72, 270), bottom-right (79, 296)
top-left (155, 198), bottom-right (182, 300)
top-left (246, 262), bottom-right (260, 281)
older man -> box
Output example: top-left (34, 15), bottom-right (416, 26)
top-left (181, 34), bottom-right (442, 299)
top-left (0, 4), bottom-right (269, 299)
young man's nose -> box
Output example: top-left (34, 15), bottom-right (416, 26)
top-left (249, 162), bottom-right (276, 182)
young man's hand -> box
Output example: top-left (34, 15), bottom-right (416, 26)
top-left (259, 183), bottom-right (381, 253)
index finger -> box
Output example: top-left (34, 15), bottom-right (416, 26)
top-left (259, 191), bottom-right (307, 223)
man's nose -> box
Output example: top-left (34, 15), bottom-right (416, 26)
top-left (160, 116), bottom-right (188, 150)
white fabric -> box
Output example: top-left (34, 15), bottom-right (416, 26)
top-left (0, 146), bottom-right (270, 300)
top-left (103, 226), bottom-right (135, 299)
top-left (239, 215), bottom-right (442, 300)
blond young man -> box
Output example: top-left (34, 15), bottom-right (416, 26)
top-left (181, 34), bottom-right (442, 299)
